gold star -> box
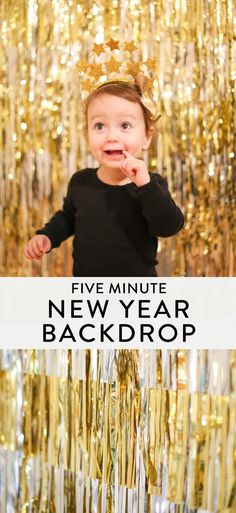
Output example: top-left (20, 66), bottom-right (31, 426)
top-left (144, 58), bottom-right (157, 70)
top-left (124, 41), bottom-right (136, 53)
top-left (126, 62), bottom-right (141, 76)
top-left (92, 43), bottom-right (105, 56)
top-left (77, 59), bottom-right (88, 73)
top-left (106, 38), bottom-right (120, 51)
top-left (88, 63), bottom-right (104, 79)
top-left (82, 78), bottom-right (94, 91)
top-left (106, 57), bottom-right (121, 73)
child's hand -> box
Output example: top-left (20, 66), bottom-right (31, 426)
top-left (120, 150), bottom-right (151, 187)
top-left (25, 235), bottom-right (52, 260)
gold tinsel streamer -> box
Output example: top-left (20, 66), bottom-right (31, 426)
top-left (0, 349), bottom-right (235, 513)
top-left (0, 1), bottom-right (235, 277)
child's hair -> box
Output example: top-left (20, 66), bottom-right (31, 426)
top-left (84, 80), bottom-right (157, 135)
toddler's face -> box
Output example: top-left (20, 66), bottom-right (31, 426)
top-left (87, 94), bottom-right (154, 170)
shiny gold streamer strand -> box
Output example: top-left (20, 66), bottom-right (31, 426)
top-left (90, 378), bottom-right (99, 479)
top-left (208, 394), bottom-right (218, 511)
top-left (31, 372), bottom-right (45, 456)
top-left (22, 372), bottom-right (34, 456)
top-left (216, 395), bottom-right (228, 512)
top-left (188, 392), bottom-right (211, 508)
top-left (166, 390), bottom-right (177, 499)
top-left (147, 387), bottom-right (162, 495)
top-left (70, 380), bottom-right (79, 475)
top-left (64, 469), bottom-right (76, 513)
top-left (156, 349), bottom-right (162, 386)
top-left (47, 375), bottom-right (61, 468)
top-left (0, 370), bottom-right (17, 448)
top-left (76, 377), bottom-right (87, 477)
top-left (81, 352), bottom-right (90, 478)
top-left (109, 381), bottom-right (117, 489)
top-left (227, 396), bottom-right (236, 509)
top-left (61, 377), bottom-right (70, 469)
top-left (126, 379), bottom-right (137, 488)
top-left (117, 380), bottom-right (127, 487)
top-left (174, 389), bottom-right (189, 502)
top-left (71, 379), bottom-right (79, 474)
top-left (230, 349), bottom-right (236, 393)
top-left (176, 349), bottom-right (188, 390)
top-left (115, 350), bottom-right (140, 488)
top-left (18, 456), bottom-right (30, 513)
top-left (188, 392), bottom-right (201, 507)
top-left (200, 393), bottom-right (211, 509)
top-left (101, 382), bottom-right (112, 484)
top-left (157, 388), bottom-right (168, 495)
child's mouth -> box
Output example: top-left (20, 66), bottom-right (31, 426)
top-left (105, 150), bottom-right (123, 155)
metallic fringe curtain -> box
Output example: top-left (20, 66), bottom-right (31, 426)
top-left (0, 349), bottom-right (235, 513)
top-left (0, 0), bottom-right (236, 277)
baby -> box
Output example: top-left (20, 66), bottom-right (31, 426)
top-left (25, 77), bottom-right (184, 276)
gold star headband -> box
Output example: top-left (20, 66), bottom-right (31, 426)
top-left (77, 39), bottom-right (161, 122)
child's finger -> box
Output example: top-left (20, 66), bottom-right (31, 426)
top-left (122, 149), bottom-right (135, 159)
top-left (36, 238), bottom-right (46, 253)
top-left (31, 239), bottom-right (44, 257)
top-left (26, 254), bottom-right (42, 261)
top-left (43, 237), bottom-right (51, 252)
top-left (121, 159), bottom-right (137, 174)
top-left (121, 157), bottom-right (135, 171)
top-left (25, 246), bottom-right (37, 260)
top-left (25, 250), bottom-right (33, 260)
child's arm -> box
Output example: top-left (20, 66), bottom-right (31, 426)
top-left (121, 151), bottom-right (184, 237)
top-left (25, 174), bottom-right (76, 260)
top-left (135, 174), bottom-right (184, 237)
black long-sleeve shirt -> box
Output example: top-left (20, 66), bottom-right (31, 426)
top-left (36, 167), bottom-right (184, 276)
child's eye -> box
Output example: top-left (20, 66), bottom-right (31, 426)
top-left (94, 122), bottom-right (105, 130)
top-left (121, 122), bottom-right (131, 129)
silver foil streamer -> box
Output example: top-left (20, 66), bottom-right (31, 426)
top-left (0, 350), bottom-right (19, 371)
top-left (208, 350), bottom-right (230, 396)
top-left (91, 349), bottom-right (98, 382)
top-left (100, 350), bottom-right (115, 383)
top-left (45, 349), bottom-right (69, 377)
top-left (161, 350), bottom-right (171, 390)
top-left (188, 349), bottom-right (198, 393)
top-left (92, 478), bottom-right (99, 513)
top-left (55, 465), bottom-right (64, 512)
top-left (0, 448), bottom-right (22, 513)
top-left (101, 482), bottom-right (107, 513)
top-left (76, 471), bottom-right (85, 512)
top-left (140, 350), bottom-right (158, 389)
top-left (72, 349), bottom-right (86, 380)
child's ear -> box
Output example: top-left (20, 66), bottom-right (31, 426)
top-left (142, 126), bottom-right (155, 150)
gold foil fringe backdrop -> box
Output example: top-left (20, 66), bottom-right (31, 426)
top-left (0, 349), bottom-right (235, 513)
top-left (0, 1), bottom-right (236, 277)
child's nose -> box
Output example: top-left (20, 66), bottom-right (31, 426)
top-left (106, 128), bottom-right (120, 141)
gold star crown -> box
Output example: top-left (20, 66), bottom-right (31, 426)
top-left (77, 39), bottom-right (161, 122)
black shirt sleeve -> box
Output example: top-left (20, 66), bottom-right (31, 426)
top-left (135, 173), bottom-right (185, 237)
top-left (36, 174), bottom-right (76, 248)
